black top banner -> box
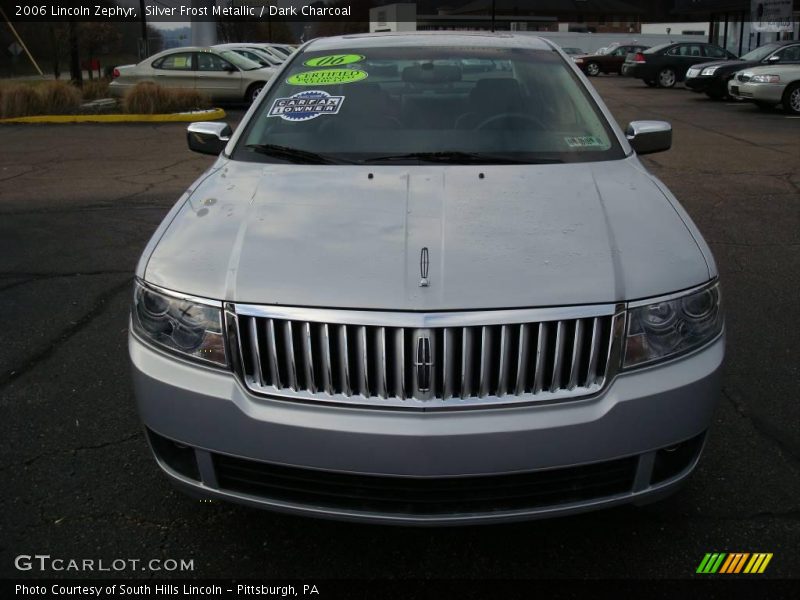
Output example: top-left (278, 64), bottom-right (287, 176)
top-left (1, 1), bottom-right (365, 23)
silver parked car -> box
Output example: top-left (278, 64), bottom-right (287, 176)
top-left (110, 47), bottom-right (277, 104)
top-left (212, 43), bottom-right (285, 68)
top-left (728, 63), bottom-right (800, 114)
top-left (130, 33), bottom-right (724, 525)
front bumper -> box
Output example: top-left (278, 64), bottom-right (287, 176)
top-left (728, 80), bottom-right (785, 103)
top-left (131, 333), bottom-right (724, 524)
top-left (685, 75), bottom-right (719, 93)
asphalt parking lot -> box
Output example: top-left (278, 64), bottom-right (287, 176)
top-left (1, 76), bottom-right (798, 581)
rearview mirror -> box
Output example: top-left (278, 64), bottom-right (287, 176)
top-left (626, 120), bottom-right (672, 155)
top-left (187, 122), bottom-right (232, 155)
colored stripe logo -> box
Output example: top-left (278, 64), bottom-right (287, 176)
top-left (697, 553), bottom-right (772, 574)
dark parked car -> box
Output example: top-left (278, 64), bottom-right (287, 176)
top-left (685, 41), bottom-right (800, 99)
top-left (574, 44), bottom-right (649, 76)
top-left (625, 42), bottom-right (738, 88)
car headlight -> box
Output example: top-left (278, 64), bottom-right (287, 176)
top-left (131, 279), bottom-right (227, 367)
top-left (750, 74), bottom-right (780, 83)
top-left (623, 282), bottom-right (723, 368)
top-left (701, 66), bottom-right (719, 76)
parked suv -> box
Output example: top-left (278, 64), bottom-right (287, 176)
top-left (686, 41), bottom-right (800, 99)
top-left (625, 42), bottom-right (737, 88)
top-left (130, 33), bottom-right (724, 525)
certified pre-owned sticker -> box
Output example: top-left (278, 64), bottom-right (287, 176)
top-left (304, 54), bottom-right (365, 68)
top-left (565, 136), bottom-right (606, 148)
top-left (267, 90), bottom-right (345, 121)
top-left (287, 69), bottom-right (368, 86)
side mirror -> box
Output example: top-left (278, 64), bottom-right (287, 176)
top-left (767, 54), bottom-right (781, 62)
top-left (626, 120), bottom-right (672, 155)
top-left (224, 64), bottom-right (238, 73)
top-left (187, 122), bottom-right (232, 155)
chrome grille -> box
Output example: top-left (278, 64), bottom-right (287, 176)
top-left (228, 305), bottom-right (624, 409)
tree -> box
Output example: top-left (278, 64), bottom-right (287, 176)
top-left (78, 23), bottom-right (121, 79)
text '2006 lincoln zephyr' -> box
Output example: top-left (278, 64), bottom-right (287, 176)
top-left (129, 32), bottom-right (724, 525)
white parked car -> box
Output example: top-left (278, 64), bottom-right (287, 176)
top-left (728, 63), bottom-right (800, 114)
top-left (110, 47), bottom-right (277, 104)
top-left (212, 43), bottom-right (284, 68)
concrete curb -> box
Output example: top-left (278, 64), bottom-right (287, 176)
top-left (0, 108), bottom-right (227, 124)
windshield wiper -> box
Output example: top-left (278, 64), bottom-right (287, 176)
top-left (245, 144), bottom-right (353, 165)
top-left (363, 151), bottom-right (562, 165)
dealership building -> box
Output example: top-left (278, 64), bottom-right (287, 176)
top-left (370, 1), bottom-right (799, 54)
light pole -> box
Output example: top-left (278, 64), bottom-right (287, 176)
top-left (139, 0), bottom-right (148, 58)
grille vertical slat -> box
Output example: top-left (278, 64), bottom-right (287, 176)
top-left (358, 325), bottom-right (370, 397)
top-left (460, 327), bottom-right (473, 399)
top-left (246, 317), bottom-right (265, 387)
top-left (497, 325), bottom-right (511, 397)
top-left (478, 327), bottom-right (492, 398)
top-left (395, 328), bottom-right (406, 400)
top-left (442, 328), bottom-right (457, 399)
top-left (515, 324), bottom-right (531, 395)
top-left (533, 323), bottom-right (548, 394)
top-left (339, 324), bottom-right (352, 396)
top-left (567, 320), bottom-right (584, 390)
top-left (586, 317), bottom-right (601, 386)
top-left (378, 327), bottom-right (389, 399)
top-left (266, 319), bottom-right (281, 388)
top-left (304, 322), bottom-right (317, 393)
top-left (550, 321), bottom-right (566, 392)
top-left (280, 321), bottom-right (298, 391)
top-left (235, 308), bottom-right (619, 407)
top-left (322, 323), bottom-right (334, 395)
top-left (602, 314), bottom-right (623, 385)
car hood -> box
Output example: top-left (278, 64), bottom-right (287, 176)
top-left (691, 59), bottom-right (750, 73)
top-left (143, 157), bottom-right (712, 310)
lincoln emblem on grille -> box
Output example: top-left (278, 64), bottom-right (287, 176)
top-left (414, 335), bottom-right (433, 393)
top-left (419, 247), bottom-right (430, 287)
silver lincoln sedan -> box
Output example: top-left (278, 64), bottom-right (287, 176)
top-left (130, 32), bottom-right (724, 525)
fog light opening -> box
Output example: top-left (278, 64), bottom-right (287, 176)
top-left (650, 433), bottom-right (706, 485)
top-left (147, 429), bottom-right (201, 482)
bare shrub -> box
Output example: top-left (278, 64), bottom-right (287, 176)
top-left (123, 82), bottom-right (211, 114)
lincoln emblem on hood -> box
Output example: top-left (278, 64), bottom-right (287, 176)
top-left (419, 247), bottom-right (430, 287)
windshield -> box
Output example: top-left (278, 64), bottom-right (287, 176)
top-left (233, 46), bottom-right (624, 165)
top-left (218, 50), bottom-right (261, 71)
top-left (248, 48), bottom-right (281, 66)
top-left (740, 44), bottom-right (779, 62)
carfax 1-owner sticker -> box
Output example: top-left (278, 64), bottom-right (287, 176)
top-left (267, 90), bottom-right (345, 121)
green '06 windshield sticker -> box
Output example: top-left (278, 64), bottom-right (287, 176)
top-left (304, 54), bottom-right (365, 68)
top-left (287, 69), bottom-right (368, 86)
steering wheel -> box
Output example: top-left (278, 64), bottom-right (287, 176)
top-left (476, 112), bottom-right (545, 131)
